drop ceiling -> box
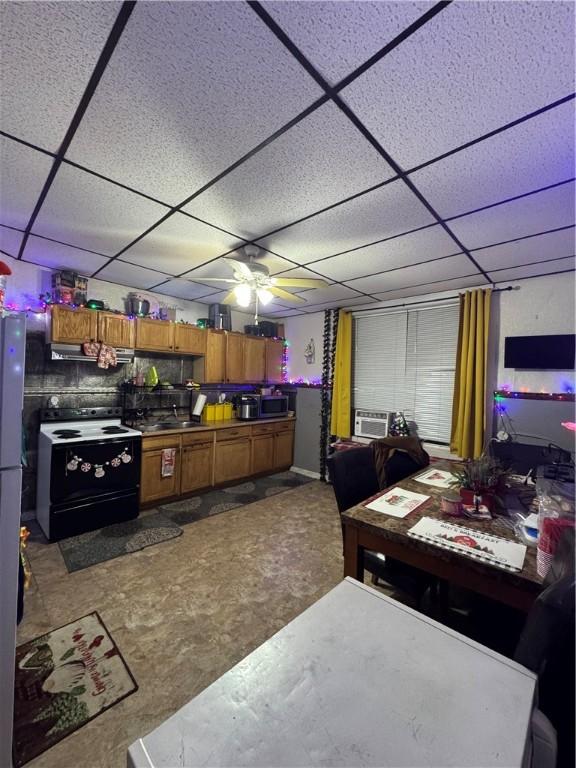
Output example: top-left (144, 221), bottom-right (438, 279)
top-left (0, 0), bottom-right (574, 317)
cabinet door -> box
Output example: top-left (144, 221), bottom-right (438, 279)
top-left (181, 442), bottom-right (214, 493)
top-left (252, 434), bottom-right (275, 474)
top-left (98, 312), bottom-right (135, 348)
top-left (50, 305), bottom-right (98, 343)
top-left (225, 333), bottom-right (245, 383)
top-left (214, 438), bottom-right (251, 484)
top-left (265, 339), bottom-right (284, 384)
top-left (274, 429), bottom-right (294, 469)
top-left (174, 324), bottom-right (206, 355)
top-left (135, 318), bottom-right (174, 352)
top-left (203, 331), bottom-right (226, 383)
top-left (244, 336), bottom-right (266, 383)
top-left (140, 447), bottom-right (180, 503)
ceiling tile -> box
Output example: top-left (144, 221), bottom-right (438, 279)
top-left (303, 296), bottom-right (378, 312)
top-left (473, 228), bottom-right (576, 272)
top-left (448, 182), bottom-right (576, 250)
top-left (184, 101), bottom-right (394, 238)
top-left (151, 280), bottom-right (220, 302)
top-left (487, 257), bottom-right (575, 283)
top-left (0, 138), bottom-right (53, 229)
top-left (346, 254), bottom-right (480, 293)
top-left (96, 261), bottom-right (171, 291)
top-left (175, 286), bottom-right (291, 315)
top-left (308, 225), bottom-right (459, 281)
top-left (120, 213), bottom-right (236, 275)
top-left (24, 235), bottom-right (109, 274)
top-left (410, 100), bottom-right (576, 218)
top-left (0, 1), bottom-right (120, 150)
top-left (256, 180), bottom-right (436, 263)
top-left (270, 266), bottom-right (331, 281)
top-left (267, 308), bottom-right (307, 317)
top-left (342, 1), bottom-right (575, 168)
top-left (291, 284), bottom-right (364, 306)
top-left (0, 226), bottom-right (24, 257)
top-left (371, 275), bottom-right (486, 301)
top-left (31, 164), bottom-right (167, 256)
top-left (181, 250), bottom-right (295, 282)
top-left (263, 1), bottom-right (432, 84)
top-left (66, 1), bottom-right (323, 205)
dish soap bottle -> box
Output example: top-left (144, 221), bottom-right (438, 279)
top-left (145, 365), bottom-right (159, 388)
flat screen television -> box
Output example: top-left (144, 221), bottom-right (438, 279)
top-left (504, 334), bottom-right (575, 369)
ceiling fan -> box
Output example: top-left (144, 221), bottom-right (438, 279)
top-left (197, 245), bottom-right (328, 316)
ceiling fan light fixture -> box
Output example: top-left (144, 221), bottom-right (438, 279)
top-left (257, 288), bottom-right (273, 306)
top-left (234, 283), bottom-right (252, 307)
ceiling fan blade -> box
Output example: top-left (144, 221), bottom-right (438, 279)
top-left (272, 277), bottom-right (328, 288)
top-left (268, 286), bottom-right (307, 303)
top-left (221, 290), bottom-right (239, 305)
top-left (223, 258), bottom-right (254, 280)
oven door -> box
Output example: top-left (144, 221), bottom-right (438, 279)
top-left (259, 396), bottom-right (289, 418)
top-left (49, 437), bottom-right (142, 506)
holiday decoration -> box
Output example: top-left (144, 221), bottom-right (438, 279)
top-left (67, 449), bottom-right (132, 478)
top-left (319, 309), bottom-right (339, 482)
top-left (389, 411), bottom-right (410, 437)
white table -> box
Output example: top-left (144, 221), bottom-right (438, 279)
top-left (128, 578), bottom-right (536, 767)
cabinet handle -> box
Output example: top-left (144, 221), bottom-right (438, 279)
top-left (175, 346), bottom-right (179, 350)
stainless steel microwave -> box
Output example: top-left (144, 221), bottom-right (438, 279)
top-left (258, 395), bottom-right (289, 418)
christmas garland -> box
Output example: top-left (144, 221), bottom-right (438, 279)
top-left (320, 309), bottom-right (337, 482)
top-left (66, 447), bottom-right (133, 478)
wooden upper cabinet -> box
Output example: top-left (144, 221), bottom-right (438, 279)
top-left (244, 336), bottom-right (266, 383)
top-left (174, 324), bottom-right (206, 355)
top-left (98, 312), bottom-right (135, 348)
top-left (265, 339), bottom-right (284, 384)
top-left (50, 305), bottom-right (98, 343)
top-left (204, 330), bottom-right (226, 383)
top-left (135, 318), bottom-right (174, 352)
top-left (225, 333), bottom-right (245, 383)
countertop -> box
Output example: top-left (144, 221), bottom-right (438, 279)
top-left (137, 416), bottom-right (296, 437)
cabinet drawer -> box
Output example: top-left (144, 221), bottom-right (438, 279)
top-left (141, 435), bottom-right (182, 452)
top-left (251, 423), bottom-right (276, 436)
top-left (182, 430), bottom-right (215, 446)
top-left (275, 420), bottom-right (294, 433)
top-left (216, 425), bottom-right (252, 441)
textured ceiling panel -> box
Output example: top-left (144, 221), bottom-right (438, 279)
top-left (32, 165), bottom-right (167, 256)
top-left (291, 284), bottom-right (363, 305)
top-left (346, 254), bottom-right (480, 293)
top-left (0, 1), bottom-right (120, 150)
top-left (120, 213), bottom-right (236, 276)
top-left (303, 296), bottom-right (378, 312)
top-left (309, 225), bottom-right (458, 281)
top-left (96, 261), bottom-right (172, 291)
top-left (24, 235), bottom-right (109, 274)
top-left (184, 101), bottom-right (394, 239)
top-left (264, 308), bottom-right (306, 317)
top-left (272, 266), bottom-right (334, 281)
top-left (487, 257), bottom-right (575, 283)
top-left (0, 226), bottom-right (24, 258)
top-left (342, 1), bottom-right (575, 168)
top-left (449, 183), bottom-right (576, 249)
top-left (371, 275), bottom-right (485, 301)
top-left (256, 181), bottom-right (436, 263)
top-left (263, 0), bottom-right (433, 84)
top-left (0, 138), bottom-right (53, 229)
top-left (410, 100), bottom-right (576, 218)
top-left (182, 250), bottom-right (295, 281)
top-left (473, 228), bottom-right (576, 272)
top-left (66, 1), bottom-right (323, 206)
top-left (150, 280), bottom-right (220, 301)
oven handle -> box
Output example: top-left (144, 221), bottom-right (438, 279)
top-left (51, 488), bottom-right (138, 514)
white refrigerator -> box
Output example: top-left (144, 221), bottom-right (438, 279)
top-left (0, 314), bottom-right (26, 768)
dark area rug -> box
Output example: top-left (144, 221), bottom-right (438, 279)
top-left (13, 612), bottom-right (137, 767)
top-left (58, 512), bottom-right (182, 573)
top-left (159, 470), bottom-right (315, 526)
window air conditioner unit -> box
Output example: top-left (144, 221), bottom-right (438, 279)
top-left (354, 410), bottom-right (390, 440)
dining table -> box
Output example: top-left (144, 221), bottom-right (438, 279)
top-left (341, 461), bottom-right (543, 612)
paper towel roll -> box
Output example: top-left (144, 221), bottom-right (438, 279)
top-left (192, 393), bottom-right (207, 416)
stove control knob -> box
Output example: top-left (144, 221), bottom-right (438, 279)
top-left (91, 409), bottom-right (96, 415)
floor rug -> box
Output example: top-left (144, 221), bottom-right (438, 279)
top-left (58, 512), bottom-right (182, 573)
top-left (13, 612), bottom-right (137, 767)
top-left (160, 470), bottom-right (315, 527)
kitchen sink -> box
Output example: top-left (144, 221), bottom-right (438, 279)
top-left (138, 421), bottom-right (201, 432)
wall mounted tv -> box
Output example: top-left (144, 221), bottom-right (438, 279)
top-left (504, 334), bottom-right (575, 369)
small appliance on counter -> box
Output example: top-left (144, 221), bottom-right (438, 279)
top-left (126, 293), bottom-right (150, 317)
top-left (209, 303), bottom-right (231, 331)
top-left (235, 394), bottom-right (289, 420)
top-left (236, 396), bottom-right (259, 420)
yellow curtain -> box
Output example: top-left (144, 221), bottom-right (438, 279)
top-left (330, 311), bottom-right (352, 438)
top-left (450, 288), bottom-right (492, 458)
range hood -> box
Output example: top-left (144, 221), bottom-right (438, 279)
top-left (49, 343), bottom-right (134, 363)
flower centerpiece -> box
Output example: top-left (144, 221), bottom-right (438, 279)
top-left (451, 455), bottom-right (506, 515)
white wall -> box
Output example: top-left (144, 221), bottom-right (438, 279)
top-left (1, 255), bottom-right (267, 332)
top-left (281, 312), bottom-right (324, 382)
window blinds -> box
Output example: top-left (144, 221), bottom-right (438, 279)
top-left (353, 303), bottom-right (460, 443)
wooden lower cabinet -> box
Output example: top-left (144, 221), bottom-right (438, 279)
top-left (181, 443), bottom-right (214, 493)
top-left (274, 429), bottom-right (294, 469)
top-left (140, 444), bottom-right (180, 503)
top-left (252, 434), bottom-right (275, 474)
top-left (214, 437), bottom-right (251, 484)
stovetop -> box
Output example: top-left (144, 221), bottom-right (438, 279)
top-left (40, 418), bottom-right (142, 444)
